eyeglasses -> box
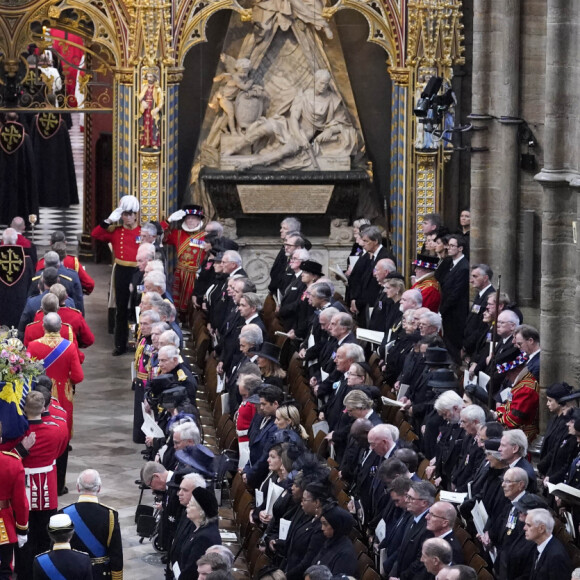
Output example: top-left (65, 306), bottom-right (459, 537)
top-left (427, 511), bottom-right (447, 520)
top-left (405, 494), bottom-right (421, 501)
top-left (346, 371), bottom-right (365, 378)
top-left (501, 478), bottom-right (519, 484)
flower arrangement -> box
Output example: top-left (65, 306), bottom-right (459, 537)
top-left (0, 327), bottom-right (44, 383)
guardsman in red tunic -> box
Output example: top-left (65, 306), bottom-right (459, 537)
top-left (36, 232), bottom-right (95, 295)
top-left (91, 195), bottom-right (141, 355)
top-left (0, 422), bottom-right (29, 579)
top-left (495, 346), bottom-right (539, 443)
top-left (15, 392), bottom-right (68, 577)
top-left (411, 253), bottom-right (441, 313)
top-left (162, 205), bottom-right (206, 314)
top-left (27, 313), bottom-right (84, 440)
top-left (24, 319), bottom-right (83, 362)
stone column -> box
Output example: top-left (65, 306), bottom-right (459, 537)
top-left (535, 0), bottom-right (580, 428)
top-left (470, 0), bottom-right (521, 299)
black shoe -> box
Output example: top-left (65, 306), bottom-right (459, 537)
top-left (112, 347), bottom-right (127, 356)
top-left (58, 486), bottom-right (69, 496)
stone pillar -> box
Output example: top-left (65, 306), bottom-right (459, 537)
top-left (470, 0), bottom-right (521, 299)
top-left (535, 0), bottom-right (580, 428)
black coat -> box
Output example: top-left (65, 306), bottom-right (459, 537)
top-left (178, 521), bottom-right (222, 580)
top-left (529, 536), bottom-right (573, 580)
top-left (463, 285), bottom-right (495, 356)
top-left (314, 535), bottom-right (359, 578)
top-left (268, 246), bottom-right (288, 294)
top-left (435, 422), bottom-right (465, 489)
top-left (390, 513), bottom-right (433, 580)
top-left (439, 255), bottom-right (470, 353)
top-left (277, 275), bottom-right (307, 331)
top-left (283, 513), bottom-right (325, 580)
top-left (451, 434), bottom-right (485, 492)
top-left (513, 457), bottom-right (538, 493)
top-left (243, 415), bottom-right (278, 488)
top-left (538, 411), bottom-right (573, 480)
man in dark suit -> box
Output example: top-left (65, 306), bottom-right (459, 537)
top-left (222, 250), bottom-right (248, 280)
top-left (524, 508), bottom-right (572, 580)
top-left (321, 312), bottom-right (357, 375)
top-left (268, 217), bottom-right (301, 295)
top-left (387, 480), bottom-right (436, 580)
top-left (276, 248), bottom-right (308, 331)
top-left (452, 405), bottom-right (486, 492)
top-left (425, 501), bottom-right (464, 565)
top-left (242, 384), bottom-right (283, 488)
top-left (514, 324), bottom-right (541, 381)
top-left (462, 264), bottom-right (495, 358)
top-left (498, 429), bottom-right (537, 492)
top-left (349, 225), bottom-right (396, 326)
top-left (368, 258), bottom-right (398, 331)
top-left (439, 234), bottom-right (470, 361)
top-left (419, 538), bottom-right (453, 579)
top-left (59, 469), bottom-right (123, 579)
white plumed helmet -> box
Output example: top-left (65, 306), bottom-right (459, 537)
top-left (119, 195), bottom-right (140, 213)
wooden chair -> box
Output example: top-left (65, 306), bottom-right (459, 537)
top-left (417, 458), bottom-right (430, 479)
top-left (468, 554), bottom-right (487, 574)
top-left (357, 552), bottom-right (374, 578)
top-left (462, 540), bottom-right (479, 564)
top-left (477, 568), bottom-right (494, 580)
top-left (453, 524), bottom-right (471, 546)
top-left (361, 567), bottom-right (381, 580)
top-left (353, 538), bottom-right (368, 557)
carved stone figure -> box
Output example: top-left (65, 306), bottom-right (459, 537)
top-left (222, 69), bottom-right (356, 170)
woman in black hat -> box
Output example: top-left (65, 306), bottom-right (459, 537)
top-left (179, 487), bottom-right (221, 579)
top-left (463, 383), bottom-right (493, 420)
top-left (251, 342), bottom-right (286, 389)
top-left (539, 383), bottom-right (580, 485)
top-left (312, 504), bottom-right (358, 577)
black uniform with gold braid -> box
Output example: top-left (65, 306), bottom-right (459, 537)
top-left (60, 495), bottom-right (123, 579)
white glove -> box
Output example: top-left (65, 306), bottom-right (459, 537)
top-left (17, 534), bottom-right (28, 548)
top-left (119, 195), bottom-right (140, 213)
top-left (168, 209), bottom-right (186, 222)
top-left (106, 208), bottom-right (123, 222)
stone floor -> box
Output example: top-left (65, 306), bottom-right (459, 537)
top-left (57, 261), bottom-right (165, 578)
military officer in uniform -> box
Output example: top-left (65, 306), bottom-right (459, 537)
top-left (91, 195), bottom-right (141, 356)
top-left (156, 344), bottom-right (198, 403)
top-left (33, 514), bottom-right (92, 579)
top-left (60, 469), bottom-right (123, 579)
top-left (0, 420), bottom-right (29, 580)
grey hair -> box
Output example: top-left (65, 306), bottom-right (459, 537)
top-left (526, 508), bottom-right (554, 534)
top-left (2, 228), bottom-right (18, 245)
top-left (41, 293), bottom-right (59, 313)
top-left (571, 568), bottom-right (580, 579)
top-left (145, 270), bottom-right (166, 293)
top-left (316, 277), bottom-right (335, 295)
top-left (282, 217), bottom-right (301, 232)
top-left (376, 258), bottom-right (396, 273)
top-left (77, 469), bottom-right (102, 493)
top-left (502, 429), bottom-right (528, 457)
top-left (152, 322), bottom-right (171, 333)
top-left (319, 307), bottom-right (339, 323)
top-left (422, 537), bottom-right (452, 565)
top-left (206, 545), bottom-right (234, 569)
top-left (44, 251), bottom-right (60, 267)
top-left (182, 472), bottom-right (207, 489)
top-left (420, 311), bottom-right (442, 331)
top-left (159, 330), bottom-right (180, 347)
top-left (434, 390), bottom-right (464, 413)
top-left (411, 480), bottom-right (437, 504)
top-left (498, 309), bottom-right (520, 325)
top-left (241, 292), bottom-right (263, 312)
top-left (239, 324), bottom-right (263, 347)
top-left (369, 423), bottom-right (400, 443)
top-left (146, 259), bottom-right (165, 272)
top-left (403, 289), bottom-right (423, 307)
top-left (140, 461), bottom-right (167, 486)
top-left (309, 282), bottom-right (332, 300)
top-left (137, 242), bottom-right (156, 260)
top-left (353, 218), bottom-right (371, 229)
top-left (144, 292), bottom-right (165, 309)
top-left (505, 466), bottom-right (529, 487)
top-left (339, 343), bottom-right (365, 363)
top-left (304, 565), bottom-right (333, 580)
top-left (159, 344), bottom-right (179, 360)
top-left (293, 248), bottom-right (310, 261)
top-left (361, 225), bottom-right (382, 243)
top-left (471, 263), bottom-right (493, 281)
top-left (206, 221), bottom-right (224, 236)
top-left (333, 312), bottom-right (354, 331)
top-left (223, 250), bottom-right (242, 267)
top-left (153, 300), bottom-right (173, 320)
top-left (140, 309), bottom-right (161, 323)
top-left (172, 422), bottom-right (201, 444)
top-left (141, 223), bottom-right (158, 237)
top-left (460, 405), bottom-right (486, 425)
top-left (43, 312), bottom-right (62, 332)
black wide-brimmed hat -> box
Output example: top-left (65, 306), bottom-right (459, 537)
top-left (495, 345), bottom-right (528, 375)
top-left (176, 444), bottom-right (215, 478)
top-left (149, 374), bottom-right (179, 396)
top-left (300, 260), bottom-right (323, 276)
top-left (427, 368), bottom-right (458, 390)
top-left (546, 382), bottom-right (574, 403)
top-left (249, 342), bottom-right (281, 364)
top-left (424, 346), bottom-right (454, 366)
top-left (513, 493), bottom-right (548, 513)
top-left (191, 486), bottom-right (219, 518)
top-left (413, 253), bottom-right (439, 270)
top-left (464, 383), bottom-right (489, 406)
